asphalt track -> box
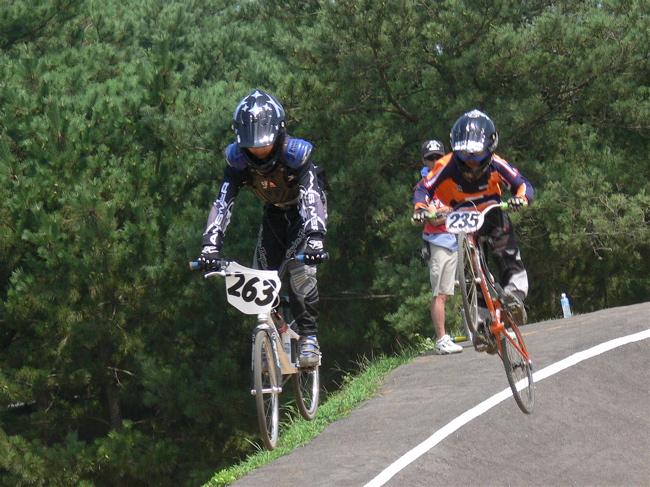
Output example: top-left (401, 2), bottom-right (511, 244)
top-left (232, 302), bottom-right (650, 487)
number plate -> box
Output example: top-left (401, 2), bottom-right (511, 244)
top-left (445, 209), bottom-right (485, 234)
top-left (222, 262), bottom-right (281, 315)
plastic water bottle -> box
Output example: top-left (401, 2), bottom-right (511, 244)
top-left (560, 293), bottom-right (572, 318)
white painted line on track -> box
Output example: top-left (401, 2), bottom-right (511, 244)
top-left (364, 329), bottom-right (650, 487)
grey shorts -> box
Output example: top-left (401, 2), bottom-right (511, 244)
top-left (427, 243), bottom-right (458, 296)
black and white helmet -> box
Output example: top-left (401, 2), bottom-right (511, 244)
top-left (233, 90), bottom-right (286, 148)
top-left (450, 109), bottom-right (499, 180)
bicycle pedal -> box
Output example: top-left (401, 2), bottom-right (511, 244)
top-left (474, 342), bottom-right (492, 353)
top-left (298, 360), bottom-right (321, 370)
top-left (474, 343), bottom-right (488, 353)
top-left (474, 340), bottom-right (497, 355)
top-left (298, 353), bottom-right (321, 368)
top-left (472, 333), bottom-right (489, 346)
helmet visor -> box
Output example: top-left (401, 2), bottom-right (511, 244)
top-left (237, 114), bottom-right (279, 148)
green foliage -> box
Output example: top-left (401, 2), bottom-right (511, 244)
top-left (0, 0), bottom-right (648, 484)
top-left (0, 0), bottom-right (261, 484)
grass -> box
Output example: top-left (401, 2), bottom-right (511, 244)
top-left (201, 348), bottom-right (419, 487)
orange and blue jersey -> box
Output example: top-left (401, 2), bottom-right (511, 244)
top-left (413, 153), bottom-right (534, 211)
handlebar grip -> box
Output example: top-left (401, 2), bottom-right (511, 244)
top-left (501, 200), bottom-right (528, 211)
top-left (411, 213), bottom-right (437, 225)
top-left (296, 252), bottom-right (329, 263)
top-left (189, 260), bottom-right (222, 271)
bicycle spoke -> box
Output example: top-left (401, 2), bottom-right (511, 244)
top-left (458, 234), bottom-right (480, 335)
top-left (500, 333), bottom-right (534, 414)
top-left (254, 329), bottom-right (280, 450)
top-left (293, 365), bottom-right (320, 421)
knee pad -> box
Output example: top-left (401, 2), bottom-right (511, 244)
top-left (289, 263), bottom-right (317, 298)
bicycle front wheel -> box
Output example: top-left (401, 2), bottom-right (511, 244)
top-left (253, 328), bottom-right (280, 450)
top-left (458, 233), bottom-right (480, 335)
top-left (292, 364), bottom-right (320, 421)
top-left (500, 331), bottom-right (535, 414)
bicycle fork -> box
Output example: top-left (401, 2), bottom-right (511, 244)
top-left (491, 315), bottom-right (532, 364)
top-left (250, 314), bottom-right (300, 397)
top-left (268, 310), bottom-right (301, 376)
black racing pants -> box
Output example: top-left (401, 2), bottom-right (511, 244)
top-left (253, 204), bottom-right (319, 336)
top-left (477, 209), bottom-right (529, 299)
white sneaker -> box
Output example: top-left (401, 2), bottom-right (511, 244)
top-left (435, 335), bottom-right (463, 355)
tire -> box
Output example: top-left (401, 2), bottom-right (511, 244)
top-left (458, 233), bottom-right (480, 335)
top-left (500, 330), bottom-right (535, 414)
top-left (253, 328), bottom-right (280, 450)
top-left (292, 361), bottom-right (320, 421)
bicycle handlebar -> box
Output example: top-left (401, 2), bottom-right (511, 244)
top-left (189, 253), bottom-right (329, 274)
top-left (412, 200), bottom-right (527, 225)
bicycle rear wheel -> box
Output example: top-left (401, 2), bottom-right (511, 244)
top-left (292, 363), bottom-right (320, 421)
top-left (253, 328), bottom-right (280, 450)
top-left (458, 233), bottom-right (480, 335)
top-left (500, 330), bottom-right (535, 414)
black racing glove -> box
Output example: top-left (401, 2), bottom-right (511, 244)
top-left (507, 196), bottom-right (528, 212)
top-left (198, 245), bottom-right (221, 271)
top-left (412, 208), bottom-right (430, 223)
top-left (303, 236), bottom-right (327, 265)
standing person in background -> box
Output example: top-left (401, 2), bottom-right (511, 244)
top-left (197, 90), bottom-right (328, 367)
top-left (419, 140), bottom-right (462, 355)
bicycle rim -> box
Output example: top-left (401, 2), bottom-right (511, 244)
top-left (458, 233), bottom-right (479, 334)
top-left (292, 365), bottom-right (320, 421)
top-left (500, 332), bottom-right (535, 414)
top-left (253, 329), bottom-right (280, 450)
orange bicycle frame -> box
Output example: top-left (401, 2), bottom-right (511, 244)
top-left (466, 232), bottom-right (531, 361)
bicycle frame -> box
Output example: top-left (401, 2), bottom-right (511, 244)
top-left (251, 305), bottom-right (302, 392)
top-left (464, 230), bottom-right (530, 361)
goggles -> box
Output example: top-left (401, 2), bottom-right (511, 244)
top-left (456, 150), bottom-right (489, 162)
